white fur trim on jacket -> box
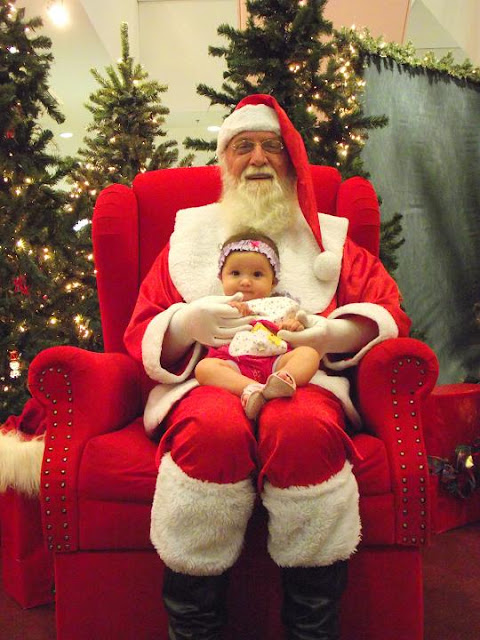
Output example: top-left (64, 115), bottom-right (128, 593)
top-left (150, 453), bottom-right (256, 576)
top-left (168, 204), bottom-right (347, 313)
top-left (310, 371), bottom-right (361, 429)
top-left (261, 461), bottom-right (361, 567)
top-left (141, 302), bottom-right (204, 384)
top-left (0, 429), bottom-right (45, 496)
top-left (324, 302), bottom-right (399, 371)
top-left (144, 379), bottom-right (199, 435)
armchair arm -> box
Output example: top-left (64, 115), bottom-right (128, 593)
top-left (28, 346), bottom-right (143, 552)
top-left (356, 337), bottom-right (439, 545)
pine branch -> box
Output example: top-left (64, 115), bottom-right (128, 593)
top-left (379, 213), bottom-right (405, 275)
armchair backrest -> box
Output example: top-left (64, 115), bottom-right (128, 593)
top-left (92, 165), bottom-right (380, 353)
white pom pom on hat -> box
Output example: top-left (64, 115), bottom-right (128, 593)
top-left (217, 94), bottom-right (341, 283)
top-left (314, 251), bottom-right (342, 282)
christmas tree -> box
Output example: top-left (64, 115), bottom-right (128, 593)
top-left (0, 0), bottom-right (95, 421)
top-left (185, 0), bottom-right (387, 177)
top-left (184, 0), bottom-right (404, 275)
top-left (66, 22), bottom-right (192, 356)
top-left (69, 22), bottom-right (189, 200)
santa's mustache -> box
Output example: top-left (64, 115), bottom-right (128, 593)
top-left (240, 166), bottom-right (276, 182)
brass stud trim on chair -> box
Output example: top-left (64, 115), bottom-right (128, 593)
top-left (390, 358), bottom-right (431, 547)
top-left (37, 366), bottom-right (75, 552)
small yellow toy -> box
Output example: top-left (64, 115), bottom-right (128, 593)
top-left (251, 322), bottom-right (284, 348)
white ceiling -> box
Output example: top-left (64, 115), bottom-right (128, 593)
top-left (19, 0), bottom-right (480, 165)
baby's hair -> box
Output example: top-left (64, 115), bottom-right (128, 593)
top-left (218, 229), bottom-right (281, 282)
top-left (221, 230), bottom-right (279, 259)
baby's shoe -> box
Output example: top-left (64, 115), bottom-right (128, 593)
top-left (263, 371), bottom-right (296, 400)
top-left (241, 383), bottom-right (266, 420)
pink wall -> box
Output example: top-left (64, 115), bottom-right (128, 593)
top-left (239, 0), bottom-right (411, 43)
top-left (324, 0), bottom-right (410, 43)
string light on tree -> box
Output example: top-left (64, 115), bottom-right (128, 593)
top-left (0, 0), bottom-right (98, 419)
top-left (62, 19), bottom-right (188, 372)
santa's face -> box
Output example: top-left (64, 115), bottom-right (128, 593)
top-left (223, 131), bottom-right (291, 184)
top-left (219, 132), bottom-right (299, 238)
top-left (220, 251), bottom-right (275, 301)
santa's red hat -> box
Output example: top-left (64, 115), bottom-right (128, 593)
top-left (217, 94), bottom-right (340, 282)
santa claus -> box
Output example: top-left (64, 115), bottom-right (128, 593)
top-left (123, 94), bottom-right (411, 639)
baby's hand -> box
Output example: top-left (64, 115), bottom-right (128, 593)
top-left (228, 300), bottom-right (253, 316)
top-left (277, 318), bottom-right (305, 332)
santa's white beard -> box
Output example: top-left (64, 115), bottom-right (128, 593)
top-left (220, 166), bottom-right (300, 238)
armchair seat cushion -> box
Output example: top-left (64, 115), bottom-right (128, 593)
top-left (79, 418), bottom-right (156, 503)
top-left (77, 421), bottom-right (394, 550)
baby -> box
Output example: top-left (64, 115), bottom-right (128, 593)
top-left (194, 232), bottom-right (320, 420)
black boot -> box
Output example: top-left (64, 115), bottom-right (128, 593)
top-left (281, 562), bottom-right (348, 640)
top-left (162, 567), bottom-right (229, 639)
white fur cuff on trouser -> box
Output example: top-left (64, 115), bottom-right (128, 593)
top-left (261, 461), bottom-right (361, 567)
top-left (150, 453), bottom-right (256, 576)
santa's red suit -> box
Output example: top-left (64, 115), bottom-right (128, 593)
top-left (124, 95), bottom-right (411, 579)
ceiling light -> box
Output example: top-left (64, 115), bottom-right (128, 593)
top-left (207, 125), bottom-right (221, 132)
top-left (59, 132), bottom-right (73, 138)
top-left (47, 1), bottom-right (70, 28)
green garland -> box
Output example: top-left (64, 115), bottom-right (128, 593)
top-left (336, 26), bottom-right (480, 85)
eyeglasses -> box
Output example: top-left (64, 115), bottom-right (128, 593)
top-left (230, 138), bottom-right (285, 156)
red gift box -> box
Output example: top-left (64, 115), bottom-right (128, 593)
top-left (423, 383), bottom-right (480, 533)
top-left (1, 489), bottom-right (54, 608)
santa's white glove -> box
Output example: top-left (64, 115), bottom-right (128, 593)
top-left (277, 311), bottom-right (330, 356)
top-left (168, 292), bottom-right (254, 350)
top-left (277, 310), bottom-right (377, 357)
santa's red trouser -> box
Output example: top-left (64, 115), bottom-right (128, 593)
top-left (150, 385), bottom-right (361, 576)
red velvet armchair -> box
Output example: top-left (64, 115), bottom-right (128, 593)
top-left (25, 165), bottom-right (440, 640)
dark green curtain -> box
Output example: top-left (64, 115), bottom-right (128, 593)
top-left (362, 58), bottom-right (480, 384)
